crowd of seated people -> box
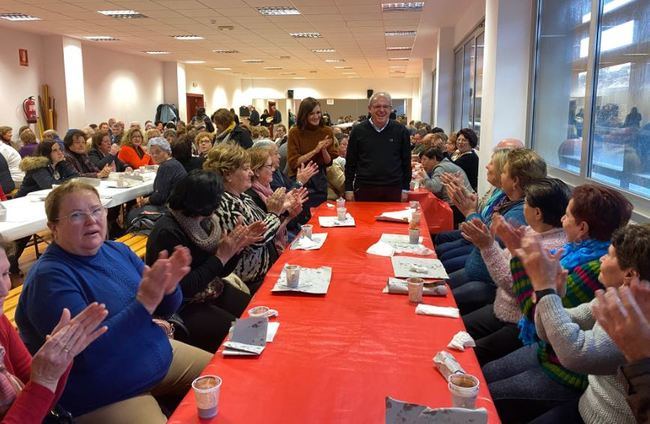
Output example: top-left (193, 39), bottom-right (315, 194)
top-left (1, 102), bottom-right (650, 424)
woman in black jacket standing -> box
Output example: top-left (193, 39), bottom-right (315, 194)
top-left (453, 128), bottom-right (479, 191)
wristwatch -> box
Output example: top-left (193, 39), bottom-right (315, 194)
top-left (532, 288), bottom-right (556, 304)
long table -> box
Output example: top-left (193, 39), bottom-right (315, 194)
top-left (0, 174), bottom-right (155, 242)
top-left (169, 201), bottom-right (499, 423)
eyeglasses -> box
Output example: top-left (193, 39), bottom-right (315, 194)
top-left (56, 206), bottom-right (107, 224)
top-left (262, 164), bottom-right (274, 169)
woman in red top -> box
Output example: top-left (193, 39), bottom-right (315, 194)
top-left (117, 128), bottom-right (153, 169)
top-left (0, 243), bottom-right (107, 423)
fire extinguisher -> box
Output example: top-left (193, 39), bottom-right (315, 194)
top-left (23, 96), bottom-right (38, 124)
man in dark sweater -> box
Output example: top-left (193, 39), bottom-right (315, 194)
top-left (344, 92), bottom-right (411, 202)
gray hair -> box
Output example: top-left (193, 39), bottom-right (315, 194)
top-left (148, 137), bottom-right (171, 153)
top-left (252, 140), bottom-right (276, 150)
top-left (368, 92), bottom-right (392, 107)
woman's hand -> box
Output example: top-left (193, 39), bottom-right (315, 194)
top-left (98, 164), bottom-right (111, 178)
top-left (491, 214), bottom-right (526, 255)
top-left (216, 217), bottom-right (256, 263)
top-left (110, 144), bottom-right (120, 156)
top-left (414, 168), bottom-right (427, 183)
top-left (517, 235), bottom-right (564, 292)
top-left (137, 247), bottom-right (191, 314)
top-left (314, 136), bottom-right (332, 154)
top-left (266, 187), bottom-right (287, 215)
top-left (296, 161), bottom-right (319, 185)
top-left (31, 304), bottom-right (108, 393)
top-left (460, 218), bottom-right (493, 249)
top-left (448, 183), bottom-right (478, 217)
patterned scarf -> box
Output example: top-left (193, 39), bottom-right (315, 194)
top-left (557, 238), bottom-right (610, 270)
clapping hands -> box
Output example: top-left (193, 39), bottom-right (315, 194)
top-left (460, 218), bottom-right (493, 249)
top-left (297, 161), bottom-right (319, 185)
top-left (216, 217), bottom-right (266, 263)
top-left (137, 246), bottom-right (192, 314)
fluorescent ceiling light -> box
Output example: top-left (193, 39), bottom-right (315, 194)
top-left (98, 10), bottom-right (147, 19)
top-left (385, 30), bottom-right (416, 37)
top-left (183, 60), bottom-right (205, 64)
top-left (388, 57), bottom-right (409, 61)
top-left (264, 66), bottom-right (282, 70)
top-left (334, 66), bottom-right (352, 69)
top-left (213, 49), bottom-right (239, 53)
top-left (293, 77), bottom-right (306, 79)
top-left (0, 13), bottom-right (41, 21)
top-left (86, 36), bottom-right (118, 41)
top-left (387, 46), bottom-right (412, 51)
top-left (144, 51), bottom-right (170, 55)
top-left (290, 32), bottom-right (321, 38)
top-left (257, 6), bottom-right (300, 15)
top-left (312, 48), bottom-right (336, 53)
top-left (172, 35), bottom-right (204, 40)
top-left (279, 55), bottom-right (291, 59)
top-left (280, 72), bottom-right (296, 75)
top-left (242, 59), bottom-right (264, 63)
top-left (213, 67), bottom-right (231, 71)
top-left (381, 2), bottom-right (425, 12)
top-left (342, 72), bottom-right (357, 75)
top-left (325, 59), bottom-right (345, 63)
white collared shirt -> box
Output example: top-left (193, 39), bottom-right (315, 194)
top-left (369, 118), bottom-right (389, 133)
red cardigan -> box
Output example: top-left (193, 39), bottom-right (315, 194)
top-left (0, 315), bottom-right (68, 424)
top-left (117, 145), bottom-right (153, 169)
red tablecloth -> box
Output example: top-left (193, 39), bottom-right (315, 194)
top-left (407, 190), bottom-right (454, 234)
top-left (169, 202), bottom-right (499, 423)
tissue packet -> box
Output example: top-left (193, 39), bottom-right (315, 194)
top-left (433, 351), bottom-right (465, 380)
top-left (447, 331), bottom-right (476, 352)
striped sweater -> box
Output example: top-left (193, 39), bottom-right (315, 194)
top-left (511, 256), bottom-right (604, 390)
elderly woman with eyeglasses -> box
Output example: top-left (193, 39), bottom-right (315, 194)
top-left (16, 181), bottom-right (211, 423)
top-left (204, 144), bottom-right (285, 293)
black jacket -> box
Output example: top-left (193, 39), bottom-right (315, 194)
top-left (17, 156), bottom-right (78, 197)
top-left (88, 147), bottom-right (128, 172)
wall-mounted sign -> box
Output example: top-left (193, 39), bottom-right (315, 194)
top-left (19, 49), bottom-right (28, 66)
top-left (326, 99), bottom-right (334, 105)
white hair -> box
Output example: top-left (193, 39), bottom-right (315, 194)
top-left (368, 92), bottom-right (392, 107)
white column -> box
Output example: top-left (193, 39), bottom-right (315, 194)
top-left (162, 62), bottom-right (187, 122)
top-left (42, 36), bottom-right (69, 132)
top-left (435, 27), bottom-right (454, 133)
top-left (419, 58), bottom-right (434, 124)
top-left (478, 0), bottom-right (533, 193)
top-left (62, 37), bottom-right (86, 129)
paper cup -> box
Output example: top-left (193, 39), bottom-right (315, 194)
top-left (407, 277), bottom-right (424, 303)
top-left (448, 373), bottom-right (480, 409)
top-left (409, 200), bottom-right (419, 210)
top-left (248, 306), bottom-right (270, 318)
top-left (192, 375), bottom-right (222, 419)
top-left (285, 265), bottom-right (300, 288)
top-left (409, 228), bottom-right (420, 244)
top-left (302, 224), bottom-right (313, 240)
top-left (336, 207), bottom-right (347, 221)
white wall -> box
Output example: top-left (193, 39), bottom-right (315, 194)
top-left (0, 26), bottom-right (45, 134)
top-left (184, 67), bottom-right (244, 116)
top-left (454, 1), bottom-right (487, 46)
top-left (82, 45), bottom-right (164, 126)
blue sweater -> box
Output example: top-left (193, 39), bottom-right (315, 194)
top-left (16, 241), bottom-right (182, 417)
top-left (464, 199), bottom-right (525, 282)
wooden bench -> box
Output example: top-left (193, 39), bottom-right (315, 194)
top-left (4, 285), bottom-right (23, 328)
top-left (115, 233), bottom-right (148, 260)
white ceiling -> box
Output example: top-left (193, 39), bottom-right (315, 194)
top-left (0, 0), bottom-right (472, 79)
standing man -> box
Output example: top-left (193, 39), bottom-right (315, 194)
top-left (249, 105), bottom-right (260, 126)
top-left (344, 92), bottom-right (411, 202)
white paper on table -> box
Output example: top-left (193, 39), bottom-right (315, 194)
top-left (377, 209), bottom-right (412, 222)
top-left (318, 214), bottom-right (355, 227)
top-left (447, 331), bottom-right (476, 351)
top-left (415, 304), bottom-right (459, 318)
top-left (272, 266), bottom-right (332, 294)
top-left (290, 233), bottom-right (327, 250)
top-left (366, 241), bottom-right (395, 257)
top-left (391, 256), bottom-right (449, 279)
top-left (378, 234), bottom-right (434, 256)
top-left (266, 322), bottom-right (280, 342)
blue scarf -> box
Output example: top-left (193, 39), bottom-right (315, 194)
top-left (518, 238), bottom-right (610, 346)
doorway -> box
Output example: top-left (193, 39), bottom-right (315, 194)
top-left (186, 93), bottom-right (205, 121)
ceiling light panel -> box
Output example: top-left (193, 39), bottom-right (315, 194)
top-left (257, 7), bottom-right (300, 16)
top-left (183, 60), bottom-right (205, 64)
top-left (0, 13), bottom-right (41, 21)
top-left (98, 10), bottom-right (148, 19)
top-left (213, 67), bottom-right (231, 71)
top-left (264, 66), bottom-right (283, 70)
top-left (213, 49), bottom-right (239, 53)
top-left (381, 2), bottom-right (425, 12)
top-left (290, 32), bottom-right (321, 38)
top-left (388, 57), bottom-right (410, 61)
top-left (385, 30), bottom-right (417, 36)
top-left (86, 36), bottom-right (119, 41)
top-left (144, 51), bottom-right (170, 55)
top-left (172, 35), bottom-right (204, 40)
top-left (242, 59), bottom-right (264, 63)
top-left (386, 46), bottom-right (412, 51)
top-left (312, 48), bottom-right (336, 53)
top-left (325, 59), bottom-right (345, 63)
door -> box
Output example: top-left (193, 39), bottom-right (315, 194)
top-left (186, 93), bottom-right (204, 122)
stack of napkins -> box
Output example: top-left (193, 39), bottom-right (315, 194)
top-left (383, 278), bottom-right (448, 296)
top-left (318, 214), bottom-right (355, 227)
top-left (290, 233), bottom-right (328, 250)
top-left (415, 304), bottom-right (459, 318)
top-left (223, 316), bottom-right (272, 356)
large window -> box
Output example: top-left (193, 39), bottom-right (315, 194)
top-left (531, 0), bottom-right (650, 206)
top-left (453, 24), bottom-right (485, 138)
